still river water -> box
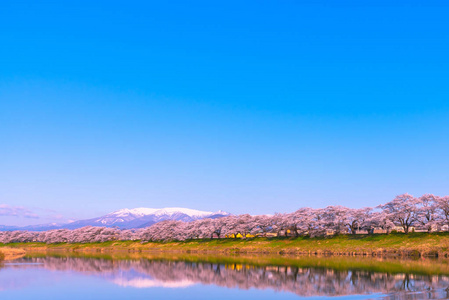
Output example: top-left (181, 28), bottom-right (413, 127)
top-left (1, 253), bottom-right (449, 300)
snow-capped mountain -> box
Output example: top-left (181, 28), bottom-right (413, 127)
top-left (83, 207), bottom-right (230, 229)
top-left (0, 207), bottom-right (230, 231)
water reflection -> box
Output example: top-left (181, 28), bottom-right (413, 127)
top-left (2, 255), bottom-right (449, 299)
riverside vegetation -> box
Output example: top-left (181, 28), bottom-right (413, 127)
top-left (3, 232), bottom-right (449, 258)
top-left (2, 193), bottom-right (449, 257)
top-left (0, 247), bottom-right (26, 260)
top-left (5, 236), bottom-right (449, 299)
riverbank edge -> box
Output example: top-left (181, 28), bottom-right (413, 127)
top-left (3, 233), bottom-right (449, 258)
top-left (0, 247), bottom-right (26, 260)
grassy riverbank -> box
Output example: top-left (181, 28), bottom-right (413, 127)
top-left (0, 247), bottom-right (26, 260)
top-left (4, 232), bottom-right (449, 257)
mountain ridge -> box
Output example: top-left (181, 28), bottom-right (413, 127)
top-left (0, 207), bottom-right (230, 231)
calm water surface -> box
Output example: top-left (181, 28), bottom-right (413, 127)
top-left (1, 254), bottom-right (448, 300)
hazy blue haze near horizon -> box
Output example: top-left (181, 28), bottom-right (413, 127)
top-left (1, 0), bottom-right (449, 226)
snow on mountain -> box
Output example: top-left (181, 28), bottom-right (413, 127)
top-left (104, 207), bottom-right (230, 229)
top-left (95, 207), bottom-right (229, 227)
top-left (109, 207), bottom-right (216, 219)
top-left (108, 208), bottom-right (159, 218)
top-left (0, 207), bottom-right (230, 231)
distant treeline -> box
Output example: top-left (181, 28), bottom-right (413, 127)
top-left (1, 193), bottom-right (449, 244)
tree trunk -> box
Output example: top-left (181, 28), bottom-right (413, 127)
top-left (294, 229), bottom-right (299, 237)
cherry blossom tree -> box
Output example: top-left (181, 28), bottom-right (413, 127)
top-left (369, 211), bottom-right (394, 234)
top-left (249, 215), bottom-right (273, 237)
top-left (379, 193), bottom-right (420, 234)
top-left (306, 208), bottom-right (327, 237)
top-left (322, 206), bottom-right (349, 235)
top-left (345, 208), bottom-right (372, 234)
top-left (417, 194), bottom-right (440, 232)
top-left (435, 196), bottom-right (449, 228)
top-left (289, 208), bottom-right (316, 236)
top-left (3, 193), bottom-right (449, 244)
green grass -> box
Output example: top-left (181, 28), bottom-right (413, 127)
top-left (6, 234), bottom-right (449, 276)
top-left (3, 232), bottom-right (449, 257)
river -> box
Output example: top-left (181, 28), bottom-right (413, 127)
top-left (1, 253), bottom-right (448, 299)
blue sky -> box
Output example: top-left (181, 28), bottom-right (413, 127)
top-left (1, 0), bottom-right (449, 226)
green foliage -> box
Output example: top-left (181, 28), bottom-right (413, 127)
top-left (4, 232), bottom-right (449, 259)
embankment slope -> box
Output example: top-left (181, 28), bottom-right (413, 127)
top-left (3, 233), bottom-right (449, 257)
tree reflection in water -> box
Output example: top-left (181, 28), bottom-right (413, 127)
top-left (4, 256), bottom-right (449, 299)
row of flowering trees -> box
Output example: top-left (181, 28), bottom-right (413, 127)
top-left (1, 193), bottom-right (449, 244)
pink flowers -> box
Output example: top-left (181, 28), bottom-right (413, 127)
top-left (1, 193), bottom-right (449, 243)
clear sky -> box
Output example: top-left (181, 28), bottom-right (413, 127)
top-left (1, 0), bottom-right (449, 226)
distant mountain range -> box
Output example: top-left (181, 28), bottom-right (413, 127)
top-left (0, 207), bottom-right (230, 231)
